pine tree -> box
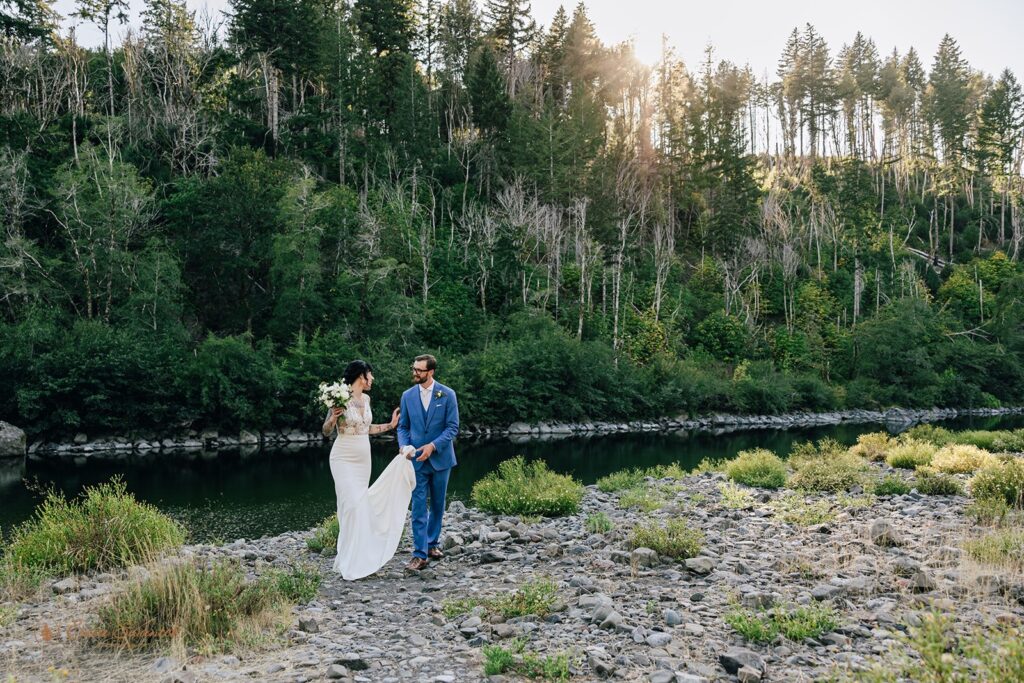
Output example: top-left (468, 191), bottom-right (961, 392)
top-left (483, 0), bottom-right (534, 75)
top-left (1, 0), bottom-right (58, 40)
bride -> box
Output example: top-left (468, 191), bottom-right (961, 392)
top-left (322, 360), bottom-right (415, 580)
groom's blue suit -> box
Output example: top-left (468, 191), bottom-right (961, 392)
top-left (397, 381), bottom-right (459, 560)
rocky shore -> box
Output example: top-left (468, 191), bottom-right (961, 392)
top-left (25, 406), bottom-right (1024, 462)
top-left (3, 459), bottom-right (1022, 682)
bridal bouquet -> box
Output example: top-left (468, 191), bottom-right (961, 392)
top-left (317, 381), bottom-right (352, 410)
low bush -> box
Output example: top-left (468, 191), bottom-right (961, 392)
top-left (472, 457), bottom-right (583, 516)
top-left (584, 512), bottom-right (614, 534)
top-left (913, 471), bottom-right (964, 496)
top-left (305, 515), bottom-right (339, 555)
top-left (970, 457), bottom-right (1024, 507)
top-left (788, 454), bottom-right (868, 493)
top-left (848, 432), bottom-right (894, 462)
top-left (871, 475), bottom-right (911, 496)
top-left (964, 529), bottom-right (1024, 571)
top-left (885, 439), bottom-right (936, 470)
top-left (930, 444), bottom-right (998, 474)
top-left (725, 603), bottom-right (838, 643)
top-left (725, 449), bottom-right (787, 489)
top-left (629, 519), bottom-right (703, 560)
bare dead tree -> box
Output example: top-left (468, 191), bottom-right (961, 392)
top-left (570, 197), bottom-right (601, 340)
top-left (611, 159), bottom-right (651, 352)
top-left (496, 176), bottom-right (542, 306)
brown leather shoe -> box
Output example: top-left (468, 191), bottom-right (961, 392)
top-left (405, 557), bottom-right (429, 571)
top-left (428, 547), bottom-right (444, 560)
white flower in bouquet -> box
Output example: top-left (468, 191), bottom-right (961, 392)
top-left (318, 381), bottom-right (352, 410)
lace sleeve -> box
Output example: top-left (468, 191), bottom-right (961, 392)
top-left (322, 408), bottom-right (341, 437)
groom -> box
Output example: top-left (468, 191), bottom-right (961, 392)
top-left (397, 354), bottom-right (460, 571)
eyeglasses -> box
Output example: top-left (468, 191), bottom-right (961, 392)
top-left (411, 366), bottom-right (430, 373)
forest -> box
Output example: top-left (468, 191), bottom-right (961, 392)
top-left (1, 0), bottom-right (1023, 437)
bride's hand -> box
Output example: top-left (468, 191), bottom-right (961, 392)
top-left (390, 407), bottom-right (400, 429)
top-left (330, 407), bottom-right (344, 420)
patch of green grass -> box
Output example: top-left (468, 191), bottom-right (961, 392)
top-left (596, 464), bottom-right (687, 492)
top-left (770, 495), bottom-right (835, 526)
top-left (584, 512), bottom-right (613, 534)
top-left (1, 479), bottom-right (185, 599)
top-left (836, 612), bottom-right (1024, 682)
top-left (964, 529), bottom-right (1024, 571)
top-left (305, 515), bottom-right (339, 555)
top-left (617, 481), bottom-right (680, 512)
top-left (483, 639), bottom-right (572, 680)
top-left (264, 563), bottom-right (322, 604)
top-left (871, 475), bottom-right (911, 496)
top-left (913, 471), bottom-right (964, 496)
top-left (472, 457), bottom-right (583, 517)
top-left (788, 438), bottom-right (846, 470)
top-left (788, 453), bottom-right (868, 493)
top-left (725, 603), bottom-right (838, 643)
top-left (95, 559), bottom-right (296, 651)
top-left (690, 457), bottom-right (725, 474)
top-left (965, 497), bottom-right (1015, 526)
top-left (0, 604), bottom-right (15, 628)
top-left (848, 432), bottom-right (894, 461)
top-left (930, 444), bottom-right (998, 474)
top-left (629, 519), bottom-right (703, 560)
top-left (835, 493), bottom-right (875, 509)
top-left (443, 578), bottom-right (560, 620)
top-left (970, 457), bottom-right (1024, 508)
top-left (718, 481), bottom-right (756, 509)
top-left (885, 439), bottom-right (936, 469)
top-left (903, 424), bottom-right (954, 447)
top-left (725, 449), bottom-right (787, 489)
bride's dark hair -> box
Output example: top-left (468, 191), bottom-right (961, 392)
top-left (343, 360), bottom-right (373, 386)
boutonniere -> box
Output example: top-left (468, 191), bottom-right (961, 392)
top-left (435, 390), bottom-right (444, 400)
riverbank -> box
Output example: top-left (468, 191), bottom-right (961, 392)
top-left (3, 456), bottom-right (1022, 682)
top-left (25, 406), bottom-right (1024, 462)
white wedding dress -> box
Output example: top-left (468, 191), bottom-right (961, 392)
top-left (327, 397), bottom-right (415, 580)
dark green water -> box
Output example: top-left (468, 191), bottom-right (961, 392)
top-left (3, 415), bottom-right (1022, 543)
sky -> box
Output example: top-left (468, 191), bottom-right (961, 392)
top-left (51, 0), bottom-right (1024, 81)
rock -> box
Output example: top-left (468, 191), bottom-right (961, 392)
top-left (587, 651), bottom-right (616, 678)
top-left (631, 547), bottom-right (659, 568)
top-left (160, 672), bottom-right (198, 683)
top-left (265, 664), bottom-right (286, 674)
top-left (663, 609), bottom-right (683, 627)
top-left (741, 592), bottom-right (774, 609)
top-left (737, 665), bottom-right (763, 682)
top-left (685, 557), bottom-right (716, 575)
top-left (599, 611), bottom-right (623, 630)
top-left (298, 617), bottom-right (319, 633)
top-left (239, 430), bottom-right (260, 445)
top-left (719, 648), bottom-right (766, 676)
top-left (334, 654), bottom-right (368, 671)
top-left (0, 422), bottom-right (26, 460)
top-left (152, 657), bottom-right (178, 674)
top-left (479, 551), bottom-right (507, 563)
top-left (910, 571), bottom-right (936, 593)
top-left (52, 578), bottom-right (80, 595)
top-left (646, 632), bottom-right (672, 647)
top-left (649, 671), bottom-right (676, 683)
top-left (492, 624), bottom-right (515, 639)
top-left (326, 664), bottom-right (349, 679)
top-left (811, 584), bottom-right (844, 601)
top-left (870, 520), bottom-right (902, 547)
top-left (73, 432), bottom-right (88, 445)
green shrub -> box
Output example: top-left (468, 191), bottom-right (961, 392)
top-left (904, 424), bottom-right (954, 446)
top-left (472, 457), bottom-right (583, 516)
top-left (848, 432), bottom-right (894, 461)
top-left (913, 471), bottom-right (964, 496)
top-left (718, 481), bottom-right (756, 509)
top-left (930, 444), bottom-right (998, 474)
top-left (265, 563), bottom-right (322, 603)
top-left (629, 519), bottom-right (703, 560)
top-left (2, 479), bottom-right (184, 584)
top-left (482, 638), bottom-right (571, 680)
top-left (950, 430), bottom-right (1013, 451)
top-left (788, 454), bottom-right (867, 492)
top-left (725, 449), bottom-right (787, 489)
top-left (964, 529), bottom-right (1024, 571)
top-left (970, 458), bottom-right (1024, 507)
top-left (788, 438), bottom-right (846, 471)
top-left (585, 512), bottom-right (613, 534)
top-left (306, 515), bottom-right (339, 555)
top-left (885, 439), bottom-right (936, 469)
top-left (725, 603), bottom-right (838, 643)
top-left (443, 578), bottom-right (559, 620)
top-left (965, 497), bottom-right (1014, 526)
top-left (843, 612), bottom-right (1024, 682)
top-left (596, 464), bottom-right (686, 492)
top-left (770, 495), bottom-right (835, 526)
top-left (872, 475), bottom-right (911, 496)
top-left (96, 560), bottom-right (290, 650)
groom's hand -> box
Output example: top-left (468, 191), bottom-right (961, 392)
top-left (416, 443), bottom-right (436, 462)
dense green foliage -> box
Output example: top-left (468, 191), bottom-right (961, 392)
top-left (471, 455), bottom-right (583, 516)
top-left (2, 2), bottom-right (1024, 438)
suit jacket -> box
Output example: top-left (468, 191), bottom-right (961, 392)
top-left (397, 381), bottom-right (459, 472)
